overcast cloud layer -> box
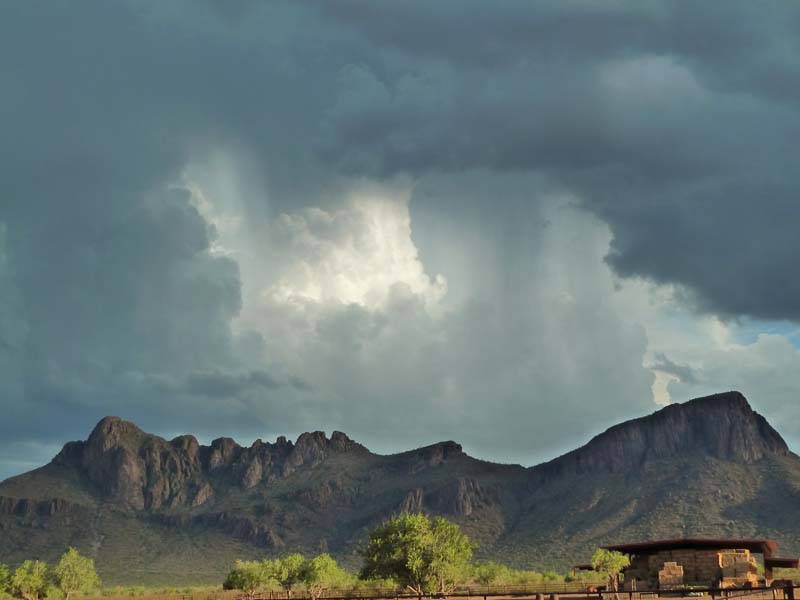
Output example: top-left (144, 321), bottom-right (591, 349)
top-left (2, 1), bottom-right (800, 480)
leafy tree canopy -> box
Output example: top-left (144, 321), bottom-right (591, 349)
top-left (359, 513), bottom-right (475, 594)
top-left (11, 561), bottom-right (49, 600)
top-left (591, 549), bottom-right (630, 592)
top-left (428, 517), bottom-right (475, 592)
top-left (270, 554), bottom-right (306, 594)
top-left (54, 548), bottom-right (100, 599)
top-left (223, 560), bottom-right (270, 599)
top-left (0, 564), bottom-right (10, 595)
top-left (303, 554), bottom-right (350, 600)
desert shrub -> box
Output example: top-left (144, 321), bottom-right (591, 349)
top-left (471, 562), bottom-right (513, 585)
top-left (541, 570), bottom-right (563, 583)
top-left (125, 586), bottom-right (147, 596)
top-left (350, 576), bottom-right (396, 591)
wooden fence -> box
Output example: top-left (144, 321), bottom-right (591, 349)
top-left (234, 583), bottom-right (800, 600)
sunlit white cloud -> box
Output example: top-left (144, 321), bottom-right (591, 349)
top-left (264, 188), bottom-right (447, 311)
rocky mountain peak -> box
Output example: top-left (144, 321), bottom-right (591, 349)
top-left (330, 430), bottom-right (357, 451)
top-left (171, 434), bottom-right (200, 455)
top-left (47, 419), bottom-right (381, 507)
top-left (207, 437), bottom-right (241, 471)
top-left (423, 440), bottom-right (464, 460)
top-left (283, 431), bottom-right (367, 474)
top-left (401, 440), bottom-right (465, 473)
top-left (86, 416), bottom-right (147, 452)
top-left (532, 391), bottom-right (789, 481)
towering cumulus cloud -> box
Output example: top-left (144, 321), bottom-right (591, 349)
top-left (2, 1), bottom-right (800, 478)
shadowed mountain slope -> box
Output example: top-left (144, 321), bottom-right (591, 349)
top-left (2, 391), bottom-right (798, 584)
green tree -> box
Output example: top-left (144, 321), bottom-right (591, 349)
top-left (428, 517), bottom-right (475, 593)
top-left (359, 513), bottom-right (475, 595)
top-left (0, 564), bottom-right (11, 596)
top-left (591, 549), bottom-right (630, 596)
top-left (271, 554), bottom-right (306, 597)
top-left (54, 548), bottom-right (100, 600)
top-left (223, 560), bottom-right (270, 600)
top-left (302, 554), bottom-right (349, 600)
top-left (11, 561), bottom-right (49, 600)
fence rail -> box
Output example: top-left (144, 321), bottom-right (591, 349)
top-left (233, 583), bottom-right (800, 600)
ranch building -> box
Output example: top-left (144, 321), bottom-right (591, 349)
top-left (601, 538), bottom-right (799, 590)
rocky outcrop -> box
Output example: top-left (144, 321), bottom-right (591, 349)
top-left (191, 482), bottom-right (215, 507)
top-left (206, 437), bottom-right (240, 471)
top-left (181, 511), bottom-right (285, 548)
top-left (68, 416), bottom-right (205, 510)
top-left (231, 437), bottom-right (293, 488)
top-left (0, 496), bottom-right (77, 517)
top-left (400, 488), bottom-right (424, 513)
top-left (397, 479), bottom-right (499, 517)
top-left (295, 479), bottom-right (343, 510)
top-left (283, 431), bottom-right (366, 475)
top-left (407, 441), bottom-right (465, 474)
top-left (532, 391), bottom-right (790, 482)
top-left (47, 417), bottom-right (370, 509)
top-left (430, 478), bottom-right (498, 517)
top-left (52, 440), bottom-right (86, 467)
top-left (0, 495), bottom-right (89, 531)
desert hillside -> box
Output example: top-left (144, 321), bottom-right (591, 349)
top-left (2, 392), bottom-right (799, 585)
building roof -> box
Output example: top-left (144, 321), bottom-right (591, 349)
top-left (603, 538), bottom-right (780, 557)
top-left (765, 557), bottom-right (800, 569)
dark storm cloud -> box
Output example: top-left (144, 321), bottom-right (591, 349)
top-left (316, 1), bottom-right (800, 322)
top-left (0, 0), bottom-right (304, 454)
top-left (2, 0), bottom-right (800, 479)
top-left (184, 369), bottom-right (313, 397)
top-left (319, 1), bottom-right (800, 100)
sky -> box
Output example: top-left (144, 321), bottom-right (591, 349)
top-left (2, 1), bottom-right (800, 480)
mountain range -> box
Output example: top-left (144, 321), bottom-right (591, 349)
top-left (2, 391), bottom-right (800, 585)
